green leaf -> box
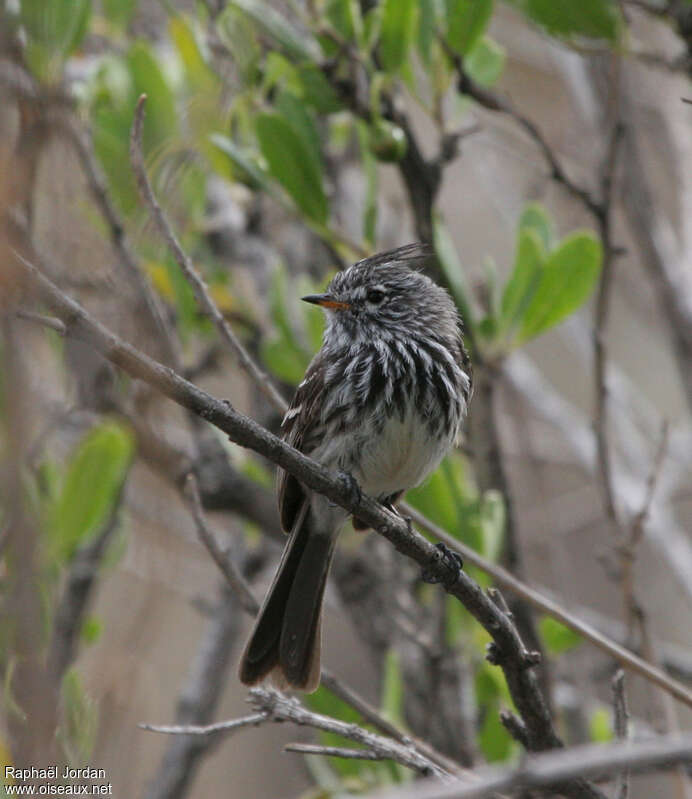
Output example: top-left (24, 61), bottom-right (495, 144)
top-left (379, 0), bottom-right (416, 72)
top-left (274, 91), bottom-right (323, 177)
top-left (518, 232), bottom-right (602, 342)
top-left (500, 228), bottom-right (544, 334)
top-left (465, 35), bottom-right (506, 87)
top-left (519, 202), bottom-right (554, 252)
top-left (48, 421), bottom-right (134, 561)
top-left (209, 134), bottom-right (270, 190)
top-left (539, 616), bottom-right (583, 655)
top-left (256, 112), bottom-right (328, 224)
top-left (127, 42), bottom-right (178, 152)
top-left (433, 214), bottom-right (476, 332)
top-left (225, 0), bottom-right (320, 61)
top-left (417, 0), bottom-right (437, 65)
top-left (92, 105), bottom-right (138, 215)
top-left (326, 0), bottom-right (363, 44)
top-left (170, 15), bottom-right (215, 90)
top-left (21, 0), bottom-right (91, 78)
top-left (589, 707), bottom-right (614, 742)
top-left (446, 0), bottom-right (494, 56)
top-left (507, 0), bottom-right (622, 42)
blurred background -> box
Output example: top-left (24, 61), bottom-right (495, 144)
top-left (1, 0), bottom-right (691, 797)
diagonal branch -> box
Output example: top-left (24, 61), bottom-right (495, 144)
top-left (14, 252), bottom-right (599, 792)
top-left (15, 251), bottom-right (692, 722)
top-left (15, 249), bottom-right (692, 717)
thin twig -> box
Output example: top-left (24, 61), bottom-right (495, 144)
top-left (630, 421), bottom-right (670, 547)
top-left (15, 308), bottom-right (66, 335)
top-left (249, 688), bottom-right (447, 778)
top-left (284, 742), bottom-right (384, 761)
top-left (439, 35), bottom-right (601, 217)
top-left (140, 712), bottom-right (268, 737)
top-left (143, 689), bottom-right (447, 778)
top-left (593, 84), bottom-right (625, 524)
top-left (129, 94), bottom-right (287, 414)
top-left (184, 473), bottom-right (259, 615)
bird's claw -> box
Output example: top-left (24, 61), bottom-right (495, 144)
top-left (421, 542), bottom-right (464, 586)
top-left (335, 471), bottom-right (362, 507)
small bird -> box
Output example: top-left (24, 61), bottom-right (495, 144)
top-left (239, 243), bottom-right (472, 692)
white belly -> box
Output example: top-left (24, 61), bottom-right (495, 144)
top-left (353, 407), bottom-right (450, 499)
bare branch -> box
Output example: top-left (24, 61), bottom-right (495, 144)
top-left (438, 38), bottom-right (601, 217)
top-left (140, 712), bottom-right (267, 738)
top-left (129, 94), bottom-right (287, 414)
top-left (15, 308), bottom-right (66, 335)
top-left (248, 688), bottom-right (447, 778)
top-left (593, 81), bottom-right (625, 524)
top-left (143, 688), bottom-right (448, 778)
top-left (631, 421), bottom-right (670, 546)
top-left (284, 742), bottom-right (386, 761)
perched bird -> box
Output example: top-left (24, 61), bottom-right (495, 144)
top-left (239, 243), bottom-right (472, 692)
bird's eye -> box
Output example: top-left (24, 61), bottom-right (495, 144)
top-left (366, 289), bottom-right (385, 304)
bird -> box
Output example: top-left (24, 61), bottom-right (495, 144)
top-left (238, 243), bottom-right (472, 692)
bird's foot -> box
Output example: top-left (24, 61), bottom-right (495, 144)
top-left (421, 542), bottom-right (464, 587)
top-left (334, 470), bottom-right (362, 508)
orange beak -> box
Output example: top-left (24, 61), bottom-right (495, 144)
top-left (301, 293), bottom-right (351, 311)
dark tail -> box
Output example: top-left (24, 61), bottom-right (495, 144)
top-left (238, 503), bottom-right (336, 692)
